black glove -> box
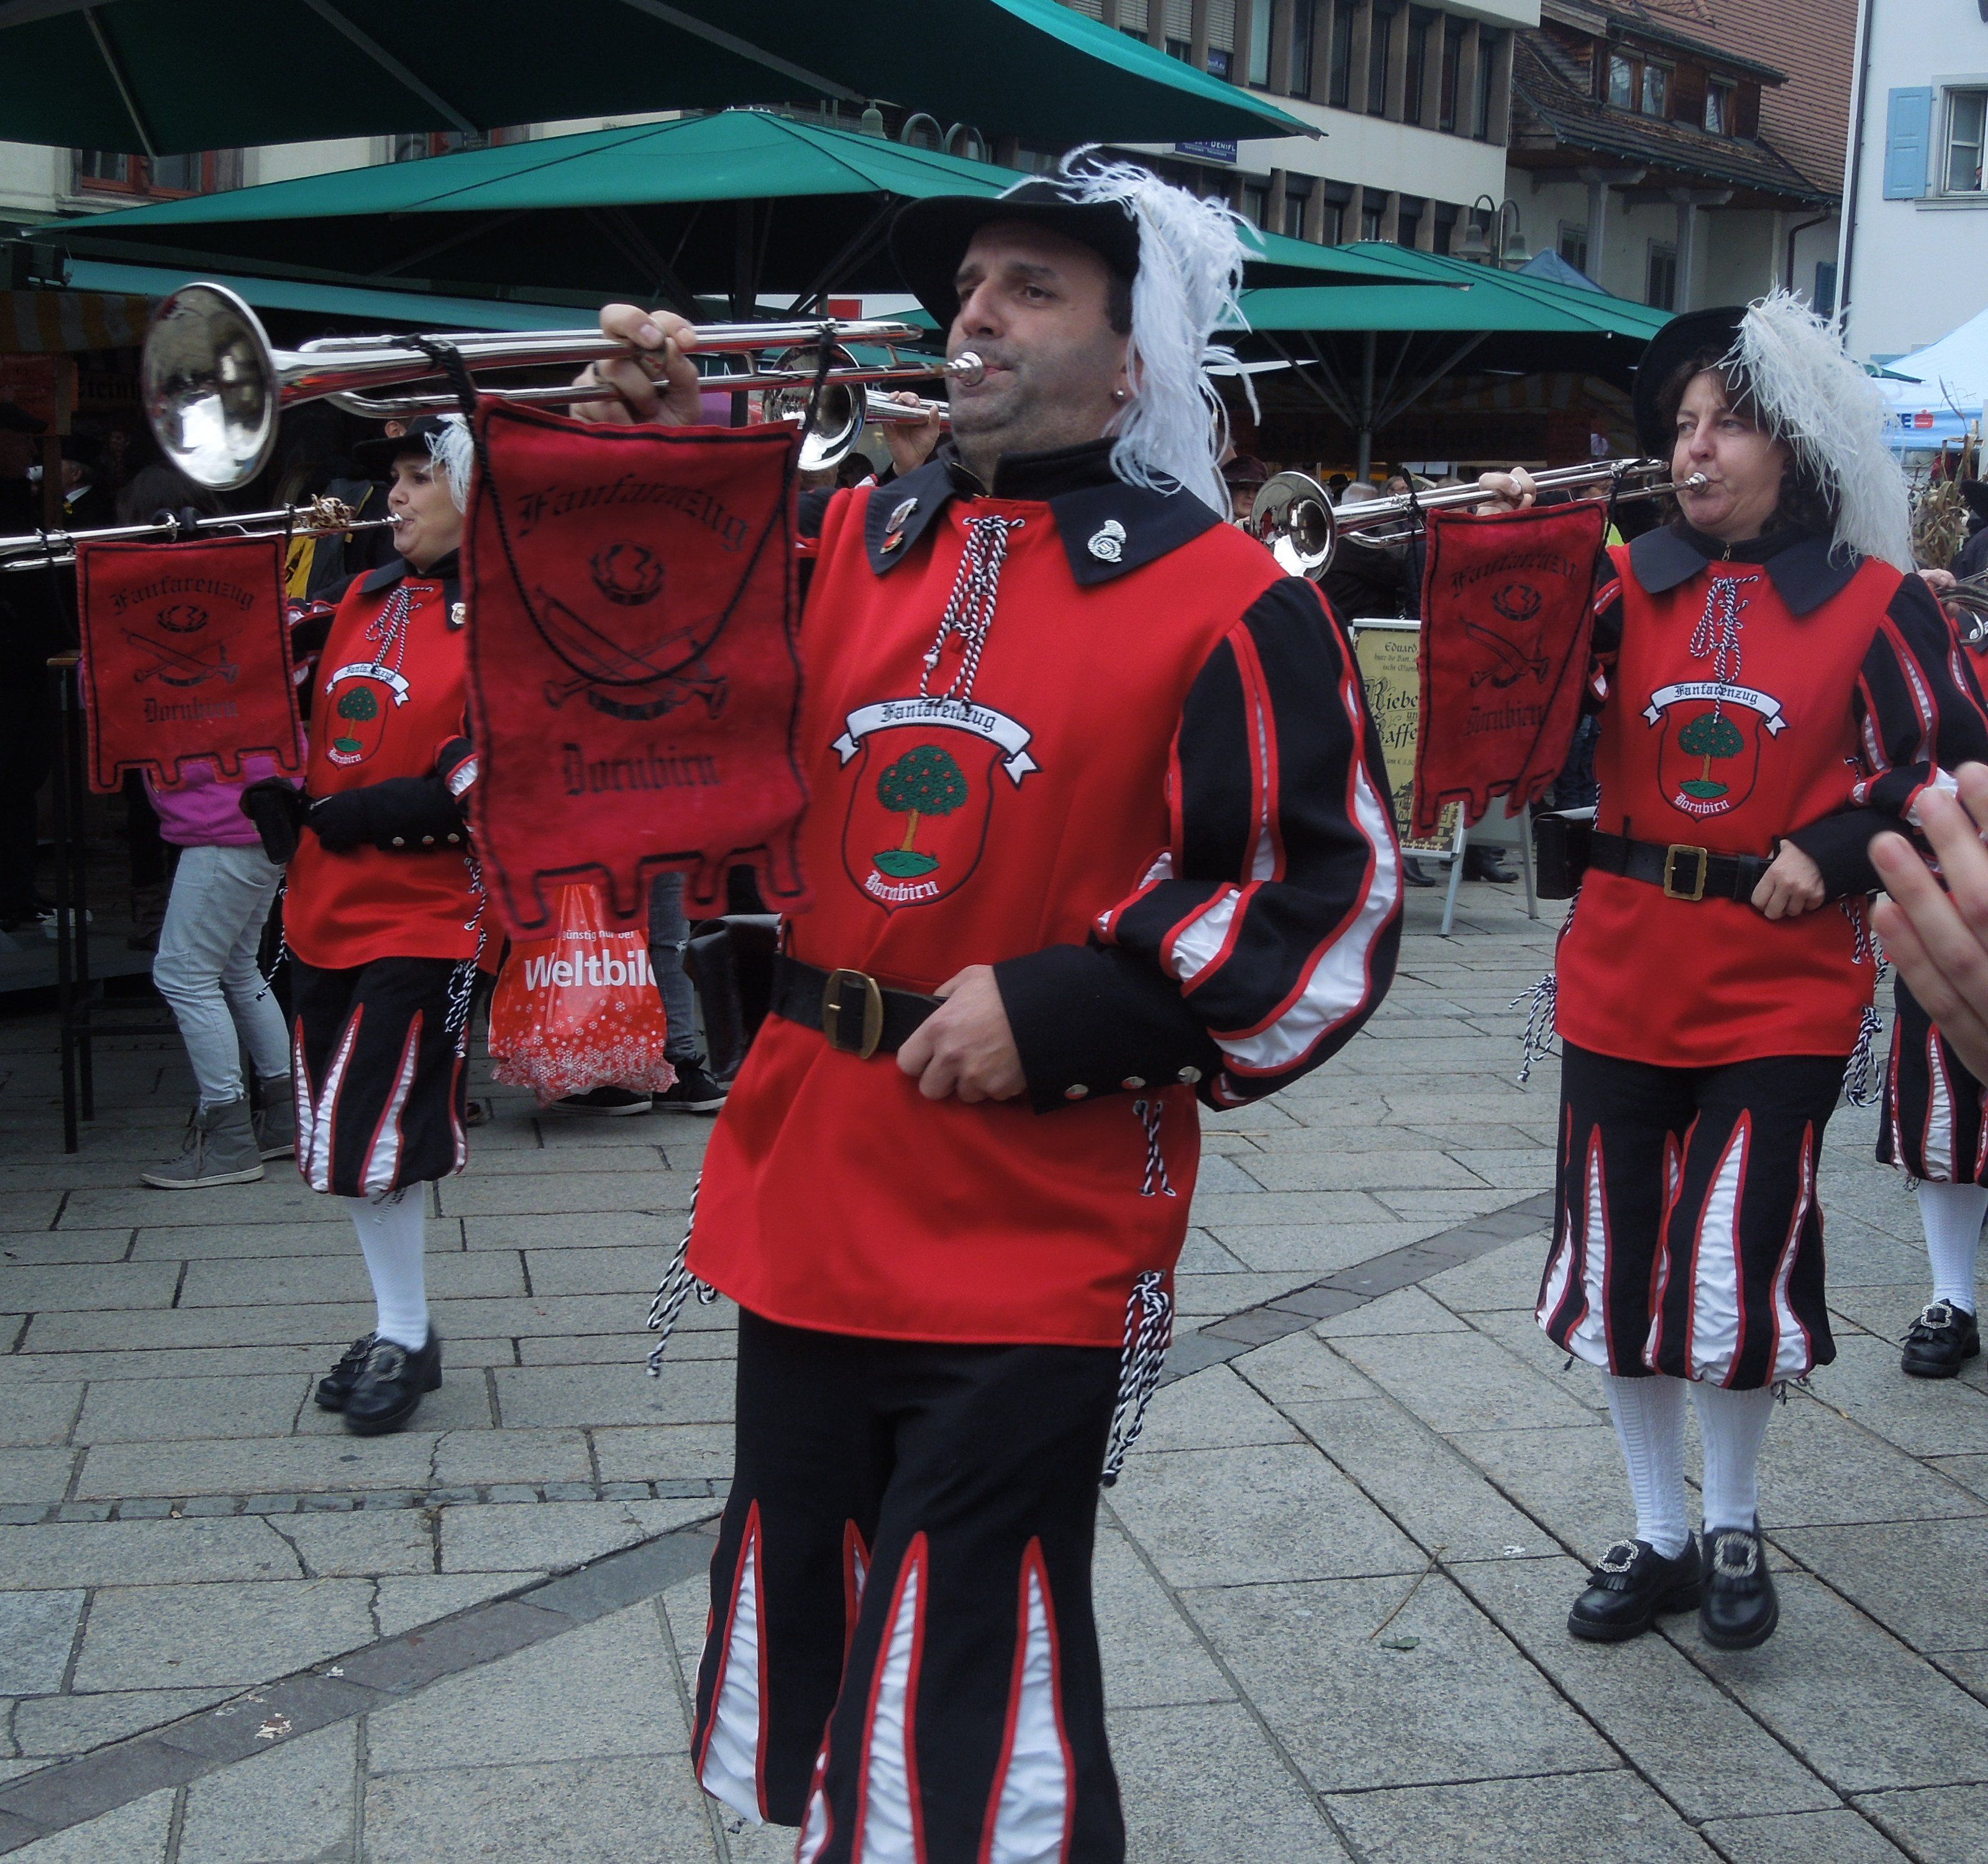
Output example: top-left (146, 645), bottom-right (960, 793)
top-left (240, 779), bottom-right (309, 864)
top-left (308, 776), bottom-right (468, 854)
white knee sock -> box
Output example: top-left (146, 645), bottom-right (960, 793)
top-left (344, 1189), bottom-right (429, 1350)
top-left (1691, 1382), bottom-right (1775, 1533)
top-left (1600, 1371), bottom-right (1689, 1558)
top-left (1917, 1180), bottom-right (1987, 1315)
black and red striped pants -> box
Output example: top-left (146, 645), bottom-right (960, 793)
top-left (693, 1310), bottom-right (1124, 1862)
top-left (1538, 1042), bottom-right (1844, 1389)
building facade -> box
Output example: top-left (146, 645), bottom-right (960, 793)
top-left (1838, 0), bottom-right (1988, 364)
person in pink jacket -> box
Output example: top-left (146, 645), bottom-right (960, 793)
top-left (140, 758), bottom-right (299, 1188)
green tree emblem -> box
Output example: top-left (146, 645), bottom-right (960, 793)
top-left (873, 744), bottom-right (969, 878)
top-left (1677, 710), bottom-right (1744, 800)
top-left (332, 685), bottom-right (378, 756)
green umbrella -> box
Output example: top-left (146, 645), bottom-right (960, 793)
top-left (1234, 247), bottom-right (1668, 472)
top-left (0, 0), bottom-right (1308, 154)
top-left (63, 110), bottom-right (1399, 313)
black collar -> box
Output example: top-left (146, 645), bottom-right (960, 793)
top-left (1628, 521), bottom-right (1861, 617)
top-left (863, 438), bottom-right (1220, 583)
top-left (360, 549), bottom-right (462, 618)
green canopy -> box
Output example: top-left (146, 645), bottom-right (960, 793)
top-left (64, 111), bottom-right (1398, 311)
top-left (1234, 246), bottom-right (1671, 472)
top-left (0, 0), bottom-right (1308, 154)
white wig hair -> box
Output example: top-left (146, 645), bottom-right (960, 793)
top-left (424, 414), bottom-right (475, 513)
top-left (1045, 150), bottom-right (1253, 516)
top-left (1720, 290), bottom-right (1912, 570)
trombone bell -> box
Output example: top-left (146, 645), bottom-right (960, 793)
top-left (142, 285), bottom-right (281, 495)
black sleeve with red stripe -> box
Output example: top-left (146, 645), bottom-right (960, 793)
top-left (996, 577), bottom-right (1402, 1112)
top-left (1787, 575), bottom-right (1988, 897)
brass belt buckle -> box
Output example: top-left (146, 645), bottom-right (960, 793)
top-left (1662, 844), bottom-right (1708, 902)
top-left (821, 967), bottom-right (885, 1060)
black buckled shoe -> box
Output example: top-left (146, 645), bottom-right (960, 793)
top-left (314, 1333), bottom-right (377, 1412)
top-left (342, 1333), bottom-right (443, 1437)
top-left (1700, 1523), bottom-right (1778, 1650)
top-left (1568, 1537), bottom-right (1703, 1642)
top-left (1902, 1301), bottom-right (1981, 1379)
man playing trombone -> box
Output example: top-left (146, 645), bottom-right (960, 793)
top-left (591, 158), bottom-right (1402, 1857)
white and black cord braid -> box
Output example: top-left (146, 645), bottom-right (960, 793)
top-left (1100, 1270), bottom-right (1174, 1488)
top-left (1842, 898), bottom-right (1889, 1109)
top-left (1133, 1099), bottom-right (1177, 1199)
top-left (646, 1174), bottom-right (718, 1373)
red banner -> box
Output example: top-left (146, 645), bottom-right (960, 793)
top-left (76, 534), bottom-right (304, 795)
top-left (1411, 501), bottom-right (1607, 837)
top-left (463, 400), bottom-right (811, 939)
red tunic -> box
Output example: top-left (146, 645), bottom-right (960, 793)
top-left (1558, 529), bottom-right (1986, 1067)
top-left (285, 557), bottom-right (480, 970)
top-left (689, 449), bottom-right (1400, 1346)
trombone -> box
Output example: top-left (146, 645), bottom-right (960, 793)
top-left (143, 283), bottom-right (980, 492)
top-left (1250, 459), bottom-right (1709, 580)
top-left (0, 494), bottom-right (398, 572)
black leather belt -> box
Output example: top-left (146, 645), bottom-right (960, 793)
top-left (1588, 831), bottom-right (1772, 904)
top-left (769, 954), bottom-right (942, 1061)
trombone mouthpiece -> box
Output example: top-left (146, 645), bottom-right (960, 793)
top-left (1680, 473), bottom-right (1709, 491)
top-left (946, 352), bottom-right (986, 386)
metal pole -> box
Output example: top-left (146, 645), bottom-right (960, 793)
top-left (1356, 330), bottom-right (1377, 479)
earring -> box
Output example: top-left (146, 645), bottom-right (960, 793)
top-left (1112, 388), bottom-right (1128, 403)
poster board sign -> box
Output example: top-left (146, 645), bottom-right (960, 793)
top-left (1348, 619), bottom-right (1459, 854)
top-left (0, 354), bottom-right (75, 434)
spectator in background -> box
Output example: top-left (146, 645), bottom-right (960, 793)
top-left (139, 755), bottom-right (298, 1188)
top-left (1221, 452), bottom-right (1269, 527)
top-left (1953, 479), bottom-right (1988, 583)
top-left (57, 434), bottom-right (112, 531)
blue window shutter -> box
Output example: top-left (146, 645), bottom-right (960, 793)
top-left (1884, 87), bottom-right (1934, 199)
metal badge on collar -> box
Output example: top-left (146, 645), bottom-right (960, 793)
top-left (449, 602), bottom-right (467, 629)
top-left (1088, 518), bottom-right (1127, 563)
top-left (881, 496), bottom-right (919, 554)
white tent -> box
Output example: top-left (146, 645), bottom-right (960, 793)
top-left (1878, 303), bottom-right (1988, 450)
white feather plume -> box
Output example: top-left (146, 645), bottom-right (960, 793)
top-left (1723, 290), bottom-right (1912, 570)
top-left (1036, 150), bottom-right (1252, 516)
top-left (424, 414), bottom-right (475, 513)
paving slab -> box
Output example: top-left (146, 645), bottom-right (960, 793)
top-left (367, 1602), bottom-right (688, 1772)
top-left (1321, 1770), bottom-right (1721, 1864)
top-left (0, 1591), bottom-right (83, 1694)
top-left (175, 1721), bottom-right (356, 1864)
top-left (361, 1755), bottom-right (716, 1864)
top-left (12, 1689), bottom-right (235, 1760)
top-left (70, 1579), bottom-right (377, 1692)
top-left (176, 1247), bottom-right (524, 1308)
top-left (591, 1423), bottom-right (736, 1485)
top-left (1110, 1702), bottom-right (1352, 1863)
top-left (0, 1383), bottom-right (81, 1446)
top-left (1853, 1783), bottom-right (1988, 1864)
top-left (273, 1509), bottom-right (436, 1578)
top-left (428, 1427), bottom-right (594, 1487)
top-left (1451, 1555), bottom-right (1840, 1821)
top-left (439, 1498), bottom-right (715, 1574)
top-left (1699, 1808), bottom-right (1911, 1863)
top-left (1687, 1573), bottom-right (1988, 1793)
top-left (1128, 1365), bottom-right (1305, 1454)
top-left (1092, 1526), bottom-right (1234, 1712)
top-left (76, 1433), bottom-right (437, 1501)
top-left (1330, 1328), bottom-right (1596, 1434)
top-left (1109, 1443), bottom-right (1425, 1588)
top-left (72, 1375), bottom-right (306, 1445)
top-left (3, 1784), bottom-right (176, 1864)
top-left (1184, 1571), bottom-right (1617, 1794)
top-left (0, 1519), bottom-right (301, 1589)
top-left (372, 1570), bottom-right (550, 1640)
top-left (492, 1359), bottom-right (733, 1429)
top-left (0, 1263), bottom-right (180, 1313)
top-left (1287, 1399), bottom-right (1561, 1564)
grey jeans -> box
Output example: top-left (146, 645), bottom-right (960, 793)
top-left (152, 843), bottom-right (290, 1107)
top-left (646, 870), bottom-right (700, 1063)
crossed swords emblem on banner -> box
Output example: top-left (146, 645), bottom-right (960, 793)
top-left (124, 628), bottom-right (237, 687)
top-left (534, 546), bottom-right (727, 722)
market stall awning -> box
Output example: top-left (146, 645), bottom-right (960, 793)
top-left (59, 111), bottom-right (1395, 310)
top-left (1231, 248), bottom-right (1669, 470)
top-left (0, 0), bottom-right (1310, 154)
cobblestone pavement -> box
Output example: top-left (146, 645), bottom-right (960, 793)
top-left (4, 882), bottom-right (1988, 1862)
